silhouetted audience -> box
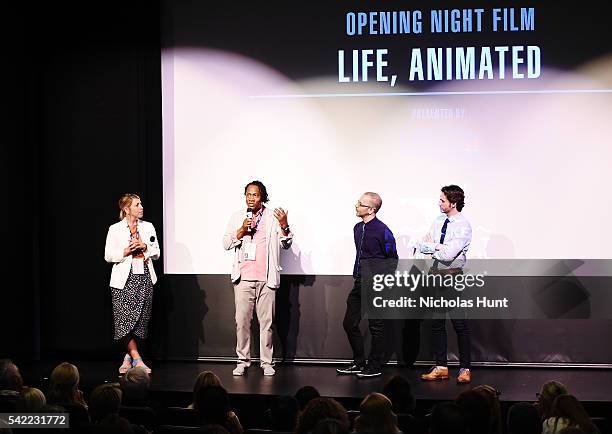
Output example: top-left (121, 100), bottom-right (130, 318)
top-left (89, 383), bottom-right (149, 433)
top-left (295, 385), bottom-right (320, 412)
top-left (189, 370), bottom-right (222, 409)
top-left (537, 381), bottom-right (569, 422)
top-left (3, 357), bottom-right (606, 434)
top-left (506, 402), bottom-right (542, 434)
top-left (543, 394), bottom-right (599, 434)
top-left (269, 395), bottom-right (299, 431)
top-left (354, 392), bottom-right (401, 434)
top-left (473, 385), bottom-right (502, 434)
top-left (46, 362), bottom-right (90, 428)
top-left (382, 375), bottom-right (425, 434)
top-left (456, 389), bottom-right (492, 434)
top-left (16, 387), bottom-right (46, 413)
top-left (89, 384), bottom-right (123, 423)
top-left (90, 413), bottom-right (135, 434)
top-left (295, 397), bottom-right (349, 434)
top-left (382, 375), bottom-right (416, 414)
top-left (194, 385), bottom-right (243, 434)
top-left (429, 402), bottom-right (468, 434)
top-left (313, 417), bottom-right (350, 434)
top-left (0, 359), bottom-right (23, 412)
top-left (120, 366), bottom-right (151, 407)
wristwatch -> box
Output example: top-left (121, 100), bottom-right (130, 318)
top-left (282, 226), bottom-right (290, 233)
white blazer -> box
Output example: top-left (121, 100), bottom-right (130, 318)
top-left (223, 207), bottom-right (293, 289)
top-left (104, 218), bottom-right (160, 289)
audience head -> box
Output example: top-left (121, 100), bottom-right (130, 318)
top-left (313, 417), bottom-right (350, 434)
top-left (473, 385), bottom-right (502, 434)
top-left (270, 395), bottom-right (299, 431)
top-left (16, 387), bottom-right (46, 413)
top-left (354, 392), bottom-right (399, 434)
top-left (455, 389), bottom-right (492, 434)
top-left (192, 370), bottom-right (222, 407)
top-left (120, 366), bottom-right (150, 406)
top-left (430, 402), bottom-right (468, 434)
top-left (538, 380), bottom-right (568, 420)
top-left (39, 404), bottom-right (65, 413)
top-left (382, 374), bottom-right (416, 414)
top-left (91, 414), bottom-right (134, 434)
top-left (506, 402), bottom-right (541, 434)
top-left (195, 385), bottom-right (232, 426)
top-left (551, 394), bottom-right (596, 433)
top-left (295, 385), bottom-right (321, 411)
top-left (47, 362), bottom-right (80, 405)
top-left (89, 383), bottom-right (122, 423)
top-left (296, 397), bottom-right (349, 434)
top-left (0, 359), bottom-right (23, 392)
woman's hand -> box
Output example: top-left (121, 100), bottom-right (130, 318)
top-left (124, 239), bottom-right (146, 256)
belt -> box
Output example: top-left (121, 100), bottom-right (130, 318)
top-left (428, 267), bottom-right (463, 276)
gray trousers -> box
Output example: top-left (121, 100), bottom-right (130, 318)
top-left (234, 279), bottom-right (275, 366)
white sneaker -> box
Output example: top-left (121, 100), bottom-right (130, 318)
top-left (232, 365), bottom-right (247, 376)
top-left (262, 365), bottom-right (276, 376)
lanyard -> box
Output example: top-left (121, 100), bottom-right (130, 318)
top-left (251, 209), bottom-right (264, 237)
top-left (127, 222), bottom-right (140, 240)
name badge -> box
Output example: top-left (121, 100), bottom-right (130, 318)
top-left (244, 242), bottom-right (257, 261)
top-left (132, 257), bottom-right (145, 274)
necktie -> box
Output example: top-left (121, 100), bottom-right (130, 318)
top-left (439, 218), bottom-right (450, 243)
top-left (432, 218), bottom-right (450, 270)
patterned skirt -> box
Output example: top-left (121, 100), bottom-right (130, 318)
top-left (111, 263), bottom-right (154, 340)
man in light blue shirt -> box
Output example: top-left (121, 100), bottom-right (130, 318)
top-left (421, 185), bottom-right (473, 384)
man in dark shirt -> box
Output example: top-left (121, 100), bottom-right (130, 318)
top-left (337, 192), bottom-right (398, 378)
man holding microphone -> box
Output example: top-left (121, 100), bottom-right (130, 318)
top-left (223, 181), bottom-right (293, 376)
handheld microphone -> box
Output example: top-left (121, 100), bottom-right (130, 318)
top-left (246, 207), bottom-right (253, 233)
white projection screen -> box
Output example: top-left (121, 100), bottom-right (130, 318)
top-left (161, 2), bottom-right (612, 275)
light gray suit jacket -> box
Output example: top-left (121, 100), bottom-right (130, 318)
top-left (223, 207), bottom-right (293, 288)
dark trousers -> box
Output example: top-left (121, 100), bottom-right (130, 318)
top-left (432, 318), bottom-right (471, 368)
top-left (402, 319), bottom-right (421, 367)
top-left (343, 278), bottom-right (385, 369)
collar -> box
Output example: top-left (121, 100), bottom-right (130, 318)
top-left (362, 216), bottom-right (379, 226)
top-left (445, 213), bottom-right (462, 223)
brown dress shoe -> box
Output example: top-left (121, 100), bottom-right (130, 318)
top-left (421, 366), bottom-right (449, 381)
top-left (457, 368), bottom-right (471, 383)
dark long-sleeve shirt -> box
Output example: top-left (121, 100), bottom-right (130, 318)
top-left (353, 216), bottom-right (398, 278)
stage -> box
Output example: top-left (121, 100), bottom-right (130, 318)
top-left (20, 360), bottom-right (612, 406)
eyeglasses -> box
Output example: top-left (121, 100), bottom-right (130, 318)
top-left (356, 201), bottom-right (371, 208)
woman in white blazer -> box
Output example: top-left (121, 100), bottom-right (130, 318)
top-left (105, 193), bottom-right (160, 374)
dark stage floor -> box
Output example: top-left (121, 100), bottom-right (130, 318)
top-left (20, 360), bottom-right (612, 405)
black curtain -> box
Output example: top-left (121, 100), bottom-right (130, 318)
top-left (2, 1), bottom-right (163, 361)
